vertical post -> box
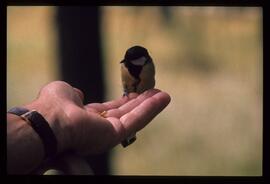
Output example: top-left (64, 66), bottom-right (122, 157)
top-left (56, 6), bottom-right (109, 175)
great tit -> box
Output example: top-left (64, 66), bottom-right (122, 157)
top-left (120, 45), bottom-right (155, 147)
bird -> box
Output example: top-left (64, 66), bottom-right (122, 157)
top-left (120, 45), bottom-right (155, 147)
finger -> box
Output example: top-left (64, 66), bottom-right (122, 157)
top-left (119, 91), bottom-right (171, 136)
top-left (84, 93), bottom-right (138, 113)
top-left (105, 117), bottom-right (126, 146)
top-left (103, 92), bottom-right (138, 109)
top-left (84, 103), bottom-right (107, 113)
top-left (105, 89), bottom-right (161, 118)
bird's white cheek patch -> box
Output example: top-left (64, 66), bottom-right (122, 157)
top-left (130, 57), bottom-right (147, 66)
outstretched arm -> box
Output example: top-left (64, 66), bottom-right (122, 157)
top-left (7, 81), bottom-right (171, 174)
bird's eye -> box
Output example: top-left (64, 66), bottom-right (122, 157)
top-left (130, 57), bottom-right (147, 66)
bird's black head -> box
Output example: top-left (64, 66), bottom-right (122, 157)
top-left (120, 45), bottom-right (150, 64)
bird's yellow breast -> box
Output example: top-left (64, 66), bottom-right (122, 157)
top-left (121, 62), bottom-right (155, 94)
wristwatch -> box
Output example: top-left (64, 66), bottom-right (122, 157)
top-left (8, 107), bottom-right (58, 159)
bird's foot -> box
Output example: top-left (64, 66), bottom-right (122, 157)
top-left (122, 91), bottom-right (129, 97)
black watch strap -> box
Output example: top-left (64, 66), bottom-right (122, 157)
top-left (8, 107), bottom-right (29, 116)
top-left (8, 107), bottom-right (58, 159)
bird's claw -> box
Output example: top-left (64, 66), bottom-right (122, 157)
top-left (123, 91), bottom-right (129, 97)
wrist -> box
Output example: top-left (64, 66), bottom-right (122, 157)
top-left (23, 99), bottom-right (72, 155)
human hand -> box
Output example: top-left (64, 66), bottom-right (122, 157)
top-left (25, 81), bottom-right (171, 156)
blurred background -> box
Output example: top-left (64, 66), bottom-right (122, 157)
top-left (7, 6), bottom-right (262, 176)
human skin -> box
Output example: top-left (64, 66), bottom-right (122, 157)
top-left (7, 81), bottom-right (171, 174)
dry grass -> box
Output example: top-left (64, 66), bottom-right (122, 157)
top-left (7, 6), bottom-right (262, 176)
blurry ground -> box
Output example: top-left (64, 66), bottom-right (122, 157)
top-left (7, 6), bottom-right (262, 176)
top-left (7, 7), bottom-right (59, 107)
